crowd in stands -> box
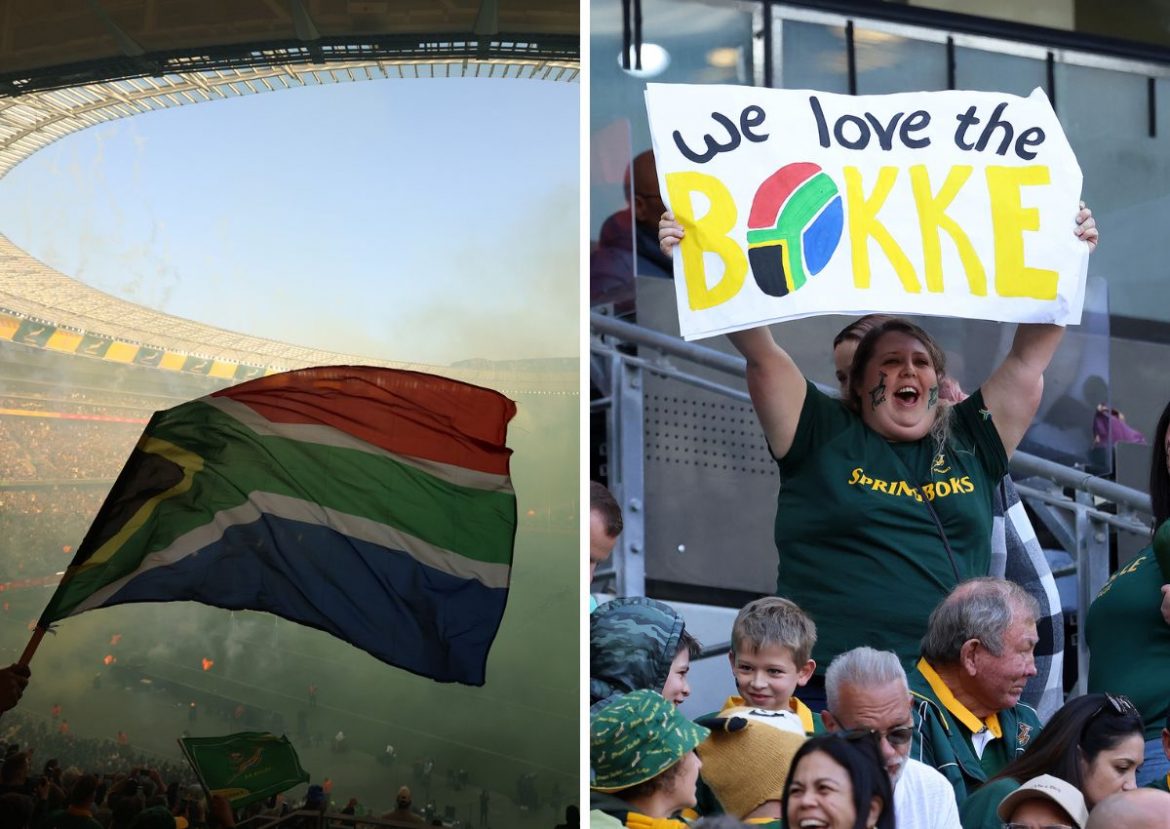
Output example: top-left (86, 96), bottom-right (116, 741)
top-left (588, 206), bottom-right (1170, 829)
top-left (0, 419), bottom-right (140, 481)
top-left (0, 368), bottom-right (581, 827)
top-left (0, 660), bottom-right (575, 828)
top-left (0, 388), bottom-right (179, 417)
top-left (0, 380), bottom-right (200, 483)
top-left (0, 491), bottom-right (102, 582)
top-left (0, 700), bottom-right (571, 828)
top-left (0, 385), bottom-right (150, 584)
top-left (0, 398), bottom-right (152, 420)
top-left (590, 521), bottom-right (1170, 827)
top-left (0, 422), bottom-right (39, 478)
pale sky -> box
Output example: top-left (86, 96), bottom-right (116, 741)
top-left (0, 75), bottom-right (579, 367)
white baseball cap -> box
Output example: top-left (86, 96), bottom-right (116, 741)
top-left (997, 775), bottom-right (1089, 829)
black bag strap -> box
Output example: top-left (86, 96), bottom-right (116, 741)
top-left (887, 447), bottom-right (963, 587)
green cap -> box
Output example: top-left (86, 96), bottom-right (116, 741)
top-left (590, 689), bottom-right (709, 792)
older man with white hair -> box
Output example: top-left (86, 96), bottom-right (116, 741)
top-left (909, 578), bottom-right (1043, 804)
top-left (821, 646), bottom-right (959, 829)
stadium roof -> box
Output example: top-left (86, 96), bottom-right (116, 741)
top-left (0, 2), bottom-right (577, 394)
top-left (0, 1), bottom-right (578, 95)
top-left (0, 1), bottom-right (577, 179)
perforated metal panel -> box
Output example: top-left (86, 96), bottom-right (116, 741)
top-left (645, 392), bottom-right (777, 477)
top-left (643, 373), bottom-right (781, 596)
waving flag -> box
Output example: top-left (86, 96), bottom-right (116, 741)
top-left (38, 366), bottom-right (517, 685)
top-left (179, 732), bottom-right (309, 808)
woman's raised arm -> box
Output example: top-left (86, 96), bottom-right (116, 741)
top-left (727, 326), bottom-right (807, 458)
top-left (981, 205), bottom-right (1098, 457)
top-left (660, 210), bottom-right (807, 456)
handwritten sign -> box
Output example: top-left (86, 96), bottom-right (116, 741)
top-left (645, 85), bottom-right (1089, 341)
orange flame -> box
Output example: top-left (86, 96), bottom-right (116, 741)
top-left (202, 658), bottom-right (214, 672)
top-left (103, 654), bottom-right (115, 666)
top-left (110, 634), bottom-right (122, 646)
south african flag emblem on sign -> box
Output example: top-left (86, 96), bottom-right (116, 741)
top-left (746, 162), bottom-right (844, 297)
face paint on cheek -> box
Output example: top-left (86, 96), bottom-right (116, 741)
top-left (869, 371), bottom-right (887, 411)
top-left (928, 386), bottom-right (938, 409)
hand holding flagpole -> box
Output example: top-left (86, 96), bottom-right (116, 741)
top-left (0, 660), bottom-right (30, 713)
top-left (18, 626), bottom-right (45, 667)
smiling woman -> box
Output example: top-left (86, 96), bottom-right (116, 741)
top-left (783, 733), bottom-right (896, 829)
top-left (845, 321), bottom-right (947, 446)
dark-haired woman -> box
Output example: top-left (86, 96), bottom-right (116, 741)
top-left (784, 733), bottom-right (895, 829)
top-left (655, 212), bottom-right (1097, 690)
top-left (956, 692), bottom-right (1144, 828)
top-left (1086, 397), bottom-right (1170, 787)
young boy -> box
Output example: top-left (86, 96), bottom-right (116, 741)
top-left (722, 596), bottom-right (821, 734)
top-left (689, 597), bottom-right (821, 820)
top-left (590, 596), bottom-right (702, 707)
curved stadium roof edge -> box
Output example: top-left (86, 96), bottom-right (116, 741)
top-left (0, 3), bottom-right (578, 394)
top-left (0, 233), bottom-right (574, 393)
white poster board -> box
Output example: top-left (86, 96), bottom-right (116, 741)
top-left (645, 85), bottom-right (1089, 341)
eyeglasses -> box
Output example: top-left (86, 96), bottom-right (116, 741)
top-left (838, 725), bottom-right (914, 748)
top-left (1003, 823), bottom-right (1075, 829)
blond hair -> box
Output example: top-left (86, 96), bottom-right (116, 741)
top-left (731, 597), bottom-right (817, 665)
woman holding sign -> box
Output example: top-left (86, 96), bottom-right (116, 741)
top-left (1086, 396), bottom-right (1170, 787)
top-left (660, 207), bottom-right (1096, 705)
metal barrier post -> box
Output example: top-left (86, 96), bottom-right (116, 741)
top-left (610, 349), bottom-right (646, 598)
top-left (1073, 493), bottom-right (1111, 695)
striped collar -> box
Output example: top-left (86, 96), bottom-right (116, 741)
top-left (722, 694), bottom-right (816, 733)
top-left (916, 658), bottom-right (1001, 739)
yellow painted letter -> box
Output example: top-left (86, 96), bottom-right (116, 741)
top-left (909, 165), bottom-right (987, 295)
top-left (665, 172), bottom-right (747, 310)
top-left (986, 166), bottom-right (1058, 300)
top-left (844, 166), bottom-right (920, 293)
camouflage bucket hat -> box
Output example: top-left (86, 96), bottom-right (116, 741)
top-left (590, 689), bottom-right (709, 792)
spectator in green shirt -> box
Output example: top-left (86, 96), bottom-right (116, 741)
top-left (1087, 396), bottom-right (1170, 786)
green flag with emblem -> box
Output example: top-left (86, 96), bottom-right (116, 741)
top-left (178, 732), bottom-right (309, 808)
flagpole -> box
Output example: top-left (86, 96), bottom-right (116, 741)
top-left (19, 626), bottom-right (46, 667)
